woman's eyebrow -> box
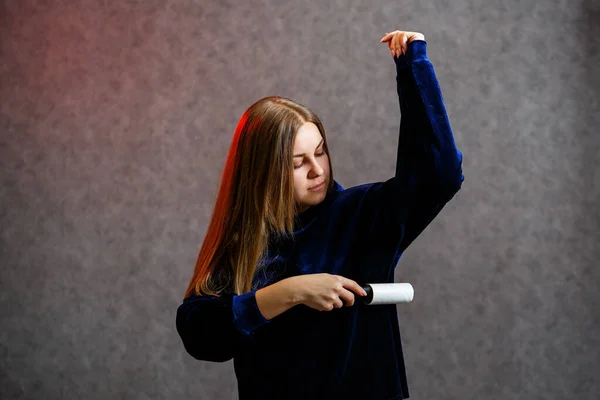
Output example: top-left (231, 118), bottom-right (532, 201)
top-left (293, 139), bottom-right (324, 158)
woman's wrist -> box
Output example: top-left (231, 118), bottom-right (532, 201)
top-left (255, 277), bottom-right (302, 320)
top-left (279, 276), bottom-right (303, 306)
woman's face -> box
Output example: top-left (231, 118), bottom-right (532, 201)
top-left (292, 122), bottom-right (330, 213)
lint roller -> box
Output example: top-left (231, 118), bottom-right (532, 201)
top-left (362, 283), bottom-right (414, 305)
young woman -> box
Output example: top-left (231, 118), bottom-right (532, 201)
top-left (176, 30), bottom-right (464, 400)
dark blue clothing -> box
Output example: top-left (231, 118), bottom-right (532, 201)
top-left (176, 40), bottom-right (463, 400)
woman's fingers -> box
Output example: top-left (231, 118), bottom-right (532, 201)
top-left (332, 297), bottom-right (345, 309)
top-left (380, 32), bottom-right (392, 43)
top-left (381, 32), bottom-right (395, 56)
top-left (323, 276), bottom-right (366, 310)
top-left (305, 274), bottom-right (368, 311)
top-left (401, 33), bottom-right (409, 55)
top-left (392, 32), bottom-right (404, 57)
top-left (398, 32), bottom-right (409, 56)
top-left (338, 288), bottom-right (356, 307)
top-left (382, 31), bottom-right (425, 57)
top-left (392, 33), bottom-right (400, 57)
top-left (339, 276), bottom-right (367, 297)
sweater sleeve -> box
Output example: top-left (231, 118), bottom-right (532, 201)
top-left (361, 40), bottom-right (464, 255)
top-left (175, 290), bottom-right (270, 362)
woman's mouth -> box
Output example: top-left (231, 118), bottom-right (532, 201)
top-left (309, 182), bottom-right (325, 191)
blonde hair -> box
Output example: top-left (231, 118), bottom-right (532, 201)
top-left (184, 96), bottom-right (334, 298)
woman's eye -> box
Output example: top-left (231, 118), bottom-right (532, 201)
top-left (294, 151), bottom-right (325, 169)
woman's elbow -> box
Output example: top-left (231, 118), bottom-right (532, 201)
top-left (180, 337), bottom-right (234, 363)
top-left (175, 308), bottom-right (235, 363)
top-left (438, 149), bottom-right (464, 190)
top-left (452, 169), bottom-right (464, 192)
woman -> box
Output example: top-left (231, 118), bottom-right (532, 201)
top-left (176, 30), bottom-right (463, 400)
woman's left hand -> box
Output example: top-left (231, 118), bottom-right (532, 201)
top-left (380, 30), bottom-right (425, 58)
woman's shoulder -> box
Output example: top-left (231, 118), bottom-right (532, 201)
top-left (331, 179), bottom-right (391, 203)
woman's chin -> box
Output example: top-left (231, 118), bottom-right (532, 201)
top-left (297, 194), bottom-right (326, 213)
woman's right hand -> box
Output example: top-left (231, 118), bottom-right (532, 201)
top-left (290, 273), bottom-right (367, 311)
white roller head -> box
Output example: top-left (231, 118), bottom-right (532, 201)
top-left (363, 283), bottom-right (414, 305)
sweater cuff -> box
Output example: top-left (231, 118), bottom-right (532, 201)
top-left (232, 290), bottom-right (270, 336)
top-left (394, 39), bottom-right (428, 67)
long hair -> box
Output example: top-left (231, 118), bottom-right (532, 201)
top-left (184, 96), bottom-right (334, 298)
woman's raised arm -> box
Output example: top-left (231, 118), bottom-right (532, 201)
top-left (358, 33), bottom-right (463, 258)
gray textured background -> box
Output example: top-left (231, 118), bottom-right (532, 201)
top-left (1, 0), bottom-right (599, 399)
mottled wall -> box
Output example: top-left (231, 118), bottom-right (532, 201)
top-left (1, 0), bottom-right (599, 399)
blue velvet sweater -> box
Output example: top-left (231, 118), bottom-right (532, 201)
top-left (176, 40), bottom-right (463, 400)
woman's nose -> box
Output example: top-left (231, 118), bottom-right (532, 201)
top-left (309, 161), bottom-right (323, 176)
